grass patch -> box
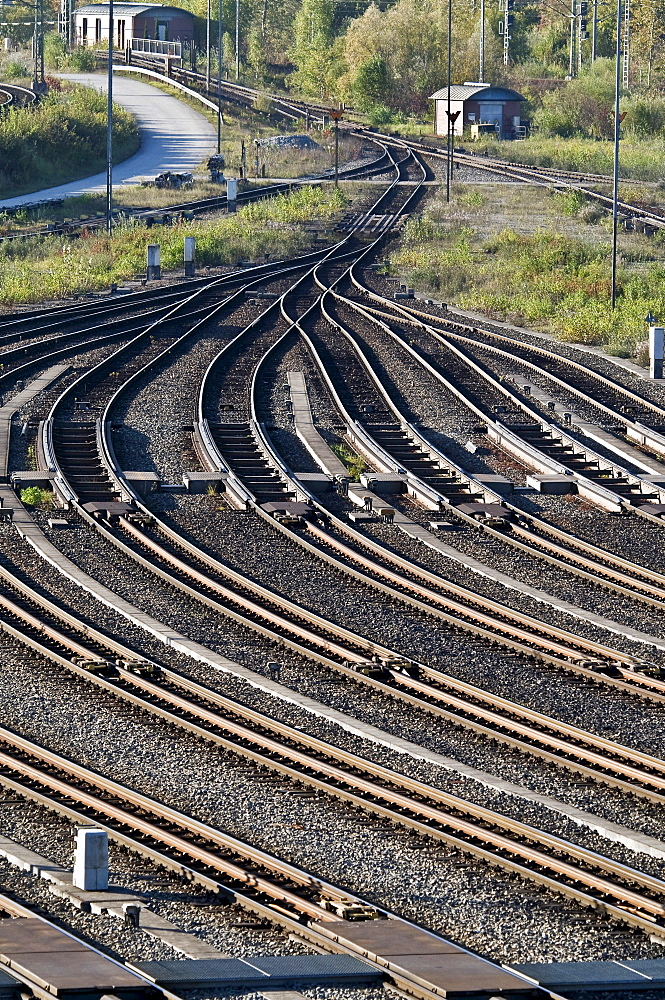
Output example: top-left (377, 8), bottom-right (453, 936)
top-left (471, 135), bottom-right (665, 183)
top-left (390, 184), bottom-right (665, 360)
top-left (331, 443), bottom-right (367, 479)
top-left (0, 83), bottom-right (139, 200)
top-left (0, 185), bottom-right (346, 305)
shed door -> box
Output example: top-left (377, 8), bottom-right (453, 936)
top-left (157, 20), bottom-right (167, 40)
top-left (478, 102), bottom-right (503, 124)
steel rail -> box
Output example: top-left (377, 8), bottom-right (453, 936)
top-left (334, 289), bottom-right (656, 514)
top-left (320, 284), bottom-right (665, 646)
top-left (296, 289), bottom-right (661, 671)
top-left (23, 143), bottom-right (660, 804)
top-left (65, 671), bottom-right (665, 933)
top-left (0, 562), bottom-right (664, 809)
top-left (6, 495), bottom-right (665, 807)
top-left (337, 279), bottom-right (665, 600)
top-left (1, 623), bottom-right (665, 941)
top-left (355, 301), bottom-right (665, 458)
top-left (0, 727), bottom-right (563, 1000)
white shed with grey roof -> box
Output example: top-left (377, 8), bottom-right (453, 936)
top-left (430, 83), bottom-right (525, 138)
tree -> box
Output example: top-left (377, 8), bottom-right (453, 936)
top-left (287, 0), bottom-right (340, 96)
top-left (534, 57), bottom-right (616, 137)
top-left (351, 54), bottom-right (389, 110)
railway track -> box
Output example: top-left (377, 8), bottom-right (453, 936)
top-left (0, 720), bottom-right (564, 1000)
top-left (21, 142), bottom-right (665, 824)
top-left (350, 279), bottom-right (665, 459)
top-left (113, 58), bottom-right (665, 237)
top-left (5, 71), bottom-right (665, 983)
top-left (318, 275), bottom-right (665, 599)
top-left (0, 546), bottom-right (664, 809)
top-left (1, 561), bottom-right (665, 946)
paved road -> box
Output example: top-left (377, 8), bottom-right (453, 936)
top-left (0, 73), bottom-right (217, 208)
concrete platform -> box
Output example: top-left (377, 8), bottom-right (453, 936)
top-left (526, 474), bottom-right (576, 494)
top-left (0, 917), bottom-right (152, 997)
top-left (0, 834), bottom-right (226, 960)
top-left (312, 920), bottom-right (536, 998)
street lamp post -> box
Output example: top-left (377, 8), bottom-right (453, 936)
top-left (611, 0), bottom-right (623, 310)
top-left (445, 0), bottom-right (452, 202)
top-left (106, 0), bottom-right (114, 234)
top-left (217, 0), bottom-right (222, 153)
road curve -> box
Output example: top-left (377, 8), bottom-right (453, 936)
top-left (0, 72), bottom-right (217, 208)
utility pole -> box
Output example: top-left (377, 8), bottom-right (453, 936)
top-left (217, 0), bottom-right (222, 154)
top-left (446, 0), bottom-right (452, 202)
top-left (503, 0), bottom-right (513, 65)
top-left (32, 0), bottom-right (45, 89)
top-left (568, 0), bottom-right (575, 75)
top-left (479, 0), bottom-right (485, 82)
top-left (330, 108), bottom-right (342, 188)
top-left (206, 0), bottom-right (211, 90)
top-left (106, 0), bottom-right (113, 234)
top-left (235, 0), bottom-right (239, 78)
top-left (591, 0), bottom-right (598, 61)
top-left (622, 0), bottom-right (630, 88)
top-left (578, 0), bottom-right (588, 73)
top-left (611, 0), bottom-right (623, 310)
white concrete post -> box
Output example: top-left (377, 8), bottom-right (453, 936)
top-left (147, 243), bottom-right (161, 281)
top-left (73, 827), bottom-right (108, 890)
top-left (649, 325), bottom-right (664, 379)
top-left (184, 236), bottom-right (196, 277)
top-left (227, 177), bottom-right (237, 213)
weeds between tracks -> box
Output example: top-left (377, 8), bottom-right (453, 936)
top-left (0, 186), bottom-right (347, 305)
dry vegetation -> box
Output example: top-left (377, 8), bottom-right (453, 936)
top-left (389, 182), bottom-right (665, 359)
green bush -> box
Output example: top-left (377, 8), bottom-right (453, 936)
top-left (0, 84), bottom-right (139, 198)
top-left (44, 32), bottom-right (68, 70)
top-left (69, 47), bottom-right (98, 72)
top-left (3, 58), bottom-right (29, 79)
top-left (331, 443), bottom-right (366, 480)
top-left (20, 486), bottom-right (52, 506)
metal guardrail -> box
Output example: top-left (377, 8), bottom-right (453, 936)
top-left (130, 37), bottom-right (181, 58)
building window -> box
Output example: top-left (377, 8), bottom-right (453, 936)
top-left (82, 16), bottom-right (88, 39)
top-left (117, 18), bottom-right (125, 47)
top-left (95, 17), bottom-right (101, 40)
top-left (157, 20), bottom-right (167, 40)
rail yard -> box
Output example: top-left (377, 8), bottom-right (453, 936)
top-left (3, 57), bottom-right (665, 1000)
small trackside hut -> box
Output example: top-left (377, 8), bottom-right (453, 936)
top-left (430, 82), bottom-right (526, 139)
top-left (74, 2), bottom-right (194, 48)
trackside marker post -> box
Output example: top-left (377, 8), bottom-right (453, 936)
top-left (227, 177), bottom-right (237, 212)
top-left (147, 244), bottom-right (161, 280)
top-left (649, 324), bottom-right (664, 380)
top-left (73, 827), bottom-right (108, 890)
top-left (184, 236), bottom-right (196, 277)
